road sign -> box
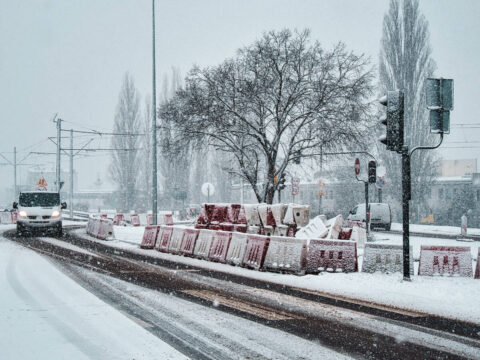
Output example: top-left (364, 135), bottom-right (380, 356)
top-left (375, 176), bottom-right (386, 189)
top-left (201, 182), bottom-right (215, 198)
top-left (354, 158), bottom-right (360, 175)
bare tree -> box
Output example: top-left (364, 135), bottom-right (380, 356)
top-left (378, 0), bottom-right (438, 214)
top-left (110, 72), bottom-right (141, 211)
top-left (160, 29), bottom-right (375, 204)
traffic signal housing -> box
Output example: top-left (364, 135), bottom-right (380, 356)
top-left (368, 161), bottom-right (376, 184)
top-left (378, 90), bottom-right (404, 152)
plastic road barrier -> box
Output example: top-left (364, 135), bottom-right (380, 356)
top-left (147, 213), bottom-right (153, 226)
top-left (168, 227), bottom-right (185, 254)
top-left (130, 214), bottom-right (141, 227)
top-left (140, 225), bottom-right (161, 249)
top-left (225, 232), bottom-right (248, 266)
top-left (237, 206), bottom-right (247, 225)
top-left (233, 224), bottom-right (247, 233)
top-left (139, 213), bottom-right (148, 226)
top-left (193, 229), bottom-right (215, 260)
top-left (0, 211), bottom-right (12, 224)
top-left (220, 223), bottom-right (234, 232)
top-left (326, 215), bottom-right (343, 239)
top-left (274, 225), bottom-right (288, 237)
top-left (295, 215), bottom-right (328, 239)
top-left (100, 214), bottom-right (108, 219)
top-left (86, 217), bottom-right (95, 236)
top-left (113, 213), bottom-right (124, 225)
top-left (247, 225), bottom-right (260, 234)
top-left (160, 214), bottom-right (174, 226)
top-left (306, 239), bottom-right (358, 273)
top-left (180, 228), bottom-right (200, 256)
top-left (97, 219), bottom-right (114, 240)
top-left (339, 228), bottom-right (353, 240)
top-left (262, 225), bottom-right (274, 236)
top-left (257, 204), bottom-right (268, 226)
top-left (418, 246), bottom-right (473, 277)
top-left (362, 243), bottom-right (413, 275)
top-left (92, 218), bottom-right (101, 238)
top-left (208, 231), bottom-right (232, 263)
top-left (475, 248), bottom-right (480, 279)
top-left (292, 205), bottom-right (310, 227)
top-left (264, 236), bottom-right (307, 274)
top-left (156, 226), bottom-right (174, 252)
top-left (244, 204), bottom-right (261, 226)
top-left (242, 235), bottom-right (270, 270)
top-left (350, 226), bottom-right (367, 248)
top-left (271, 204), bottom-right (287, 226)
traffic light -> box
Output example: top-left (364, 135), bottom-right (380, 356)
top-left (378, 90), bottom-right (404, 152)
top-left (368, 161), bottom-right (376, 184)
top-left (278, 173), bottom-right (287, 190)
top-left (426, 78), bottom-right (453, 134)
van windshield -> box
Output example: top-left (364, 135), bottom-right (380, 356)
top-left (19, 193), bottom-right (60, 207)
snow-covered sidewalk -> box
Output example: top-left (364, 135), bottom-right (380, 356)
top-left (0, 225), bottom-right (187, 360)
top-left (105, 225), bottom-right (480, 325)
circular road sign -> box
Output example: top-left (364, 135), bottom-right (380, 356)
top-left (375, 176), bottom-right (387, 189)
top-left (201, 182), bottom-right (215, 197)
top-left (354, 158), bottom-right (360, 175)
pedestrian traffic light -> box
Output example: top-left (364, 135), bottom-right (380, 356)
top-left (378, 90), bottom-right (404, 152)
top-left (368, 161), bottom-right (376, 184)
top-left (278, 173), bottom-right (287, 190)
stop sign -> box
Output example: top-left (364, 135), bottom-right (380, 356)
top-left (354, 158), bottom-right (360, 175)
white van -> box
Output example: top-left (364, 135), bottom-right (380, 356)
top-left (13, 191), bottom-right (67, 236)
top-left (347, 203), bottom-right (392, 231)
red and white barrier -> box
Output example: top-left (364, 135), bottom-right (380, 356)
top-left (475, 248), bottom-right (480, 279)
top-left (362, 243), bottom-right (413, 275)
top-left (139, 213), bottom-right (148, 226)
top-left (306, 239), bottom-right (358, 273)
top-left (225, 232), bottom-right (248, 266)
top-left (350, 226), bottom-right (366, 248)
top-left (0, 211), bottom-right (12, 224)
top-left (244, 204), bottom-right (261, 226)
top-left (193, 229), bottom-right (215, 260)
top-left (140, 225), bottom-right (161, 249)
top-left (113, 213), bottom-right (124, 225)
top-left (263, 236), bottom-right (307, 274)
top-left (130, 214), bottom-right (141, 227)
top-left (208, 231), bottom-right (232, 263)
top-left (180, 228), bottom-right (199, 256)
top-left (156, 226), bottom-right (174, 252)
top-left (418, 246), bottom-right (472, 277)
top-left (168, 227), bottom-right (185, 254)
top-left (97, 219), bottom-right (114, 240)
top-left (295, 215), bottom-right (328, 239)
top-left (326, 215), bottom-right (343, 239)
top-left (242, 235), bottom-right (270, 270)
top-left (147, 213), bottom-right (153, 226)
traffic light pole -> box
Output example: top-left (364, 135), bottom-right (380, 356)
top-left (365, 182), bottom-right (369, 234)
top-left (401, 147), bottom-right (411, 280)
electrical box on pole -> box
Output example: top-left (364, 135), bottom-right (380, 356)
top-left (378, 90), bottom-right (404, 152)
top-left (368, 161), bottom-right (376, 184)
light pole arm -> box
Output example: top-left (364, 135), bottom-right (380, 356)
top-left (410, 132), bottom-right (444, 157)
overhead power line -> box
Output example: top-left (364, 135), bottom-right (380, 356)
top-left (61, 129), bottom-right (145, 136)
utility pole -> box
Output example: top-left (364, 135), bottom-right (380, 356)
top-left (13, 146), bottom-right (17, 198)
top-left (70, 129), bottom-right (74, 219)
top-left (56, 118), bottom-right (62, 192)
top-left (151, 0), bottom-right (158, 225)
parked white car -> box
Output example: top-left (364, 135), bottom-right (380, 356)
top-left (13, 191), bottom-right (67, 236)
top-left (347, 203), bottom-right (392, 231)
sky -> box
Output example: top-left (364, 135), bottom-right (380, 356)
top-left (1, 0), bottom-right (479, 202)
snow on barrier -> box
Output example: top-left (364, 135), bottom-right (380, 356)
top-left (168, 227), bottom-right (185, 254)
top-left (193, 229), bottom-right (215, 260)
top-left (131, 214), bottom-right (141, 227)
top-left (156, 226), bottom-right (174, 252)
top-left (326, 215), bottom-right (343, 239)
top-left (0, 211), bottom-right (12, 224)
top-left (208, 231), bottom-right (232, 263)
top-left (350, 226), bottom-right (367, 249)
top-left (180, 228), bottom-right (199, 256)
top-left (113, 213), bottom-right (124, 225)
top-left (140, 225), bottom-right (161, 249)
top-left (295, 215), bottom-right (328, 239)
top-left (97, 219), bottom-right (114, 240)
top-left (418, 246), bottom-right (473, 277)
top-left (225, 232), bottom-right (248, 266)
top-left (242, 234), bottom-right (270, 270)
top-left (263, 236), bottom-right (307, 274)
top-left (306, 239), bottom-right (358, 273)
top-left (362, 243), bottom-right (413, 275)
top-left (475, 248), bottom-right (480, 279)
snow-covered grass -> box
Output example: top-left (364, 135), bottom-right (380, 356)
top-left (87, 225), bottom-right (480, 325)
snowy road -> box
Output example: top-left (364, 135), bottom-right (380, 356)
top-left (0, 226), bottom-right (351, 359)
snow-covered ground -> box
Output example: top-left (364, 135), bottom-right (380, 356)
top-left (0, 225), bottom-right (187, 360)
top-left (105, 225), bottom-right (480, 325)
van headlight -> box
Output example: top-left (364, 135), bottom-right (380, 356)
top-left (19, 210), bottom-right (27, 218)
top-left (51, 210), bottom-right (60, 217)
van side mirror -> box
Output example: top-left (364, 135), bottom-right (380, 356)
top-left (12, 202), bottom-right (18, 209)
top-left (61, 202), bottom-right (67, 209)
